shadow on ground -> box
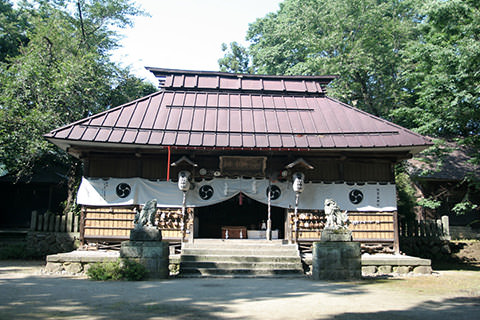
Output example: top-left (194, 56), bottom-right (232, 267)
top-left (0, 261), bottom-right (479, 319)
top-left (333, 296), bottom-right (480, 320)
top-left (0, 267), bottom-right (370, 319)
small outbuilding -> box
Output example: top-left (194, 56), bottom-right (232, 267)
top-left (45, 68), bottom-right (432, 253)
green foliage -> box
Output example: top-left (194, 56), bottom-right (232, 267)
top-left (120, 258), bottom-right (148, 281)
top-left (452, 201), bottom-right (478, 216)
top-left (218, 42), bottom-right (252, 73)
top-left (238, 0), bottom-right (419, 118)
top-left (395, 164), bottom-right (417, 219)
top-left (397, 0), bottom-right (480, 140)
top-left (417, 197), bottom-right (442, 210)
top-left (86, 258), bottom-right (147, 281)
top-left (220, 0), bottom-right (480, 163)
top-left (0, 0), bottom-right (30, 62)
top-left (0, 0), bottom-right (156, 182)
top-left (87, 260), bottom-right (123, 280)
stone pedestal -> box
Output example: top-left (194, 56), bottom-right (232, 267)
top-left (120, 227), bottom-right (168, 279)
top-left (312, 230), bottom-right (361, 280)
top-left (129, 226), bottom-right (162, 241)
top-left (320, 229), bottom-right (353, 242)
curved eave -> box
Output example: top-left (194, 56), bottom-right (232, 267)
top-left (46, 136), bottom-right (431, 159)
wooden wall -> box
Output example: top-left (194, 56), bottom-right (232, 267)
top-left (82, 205), bottom-right (398, 253)
top-left (85, 153), bottom-right (394, 183)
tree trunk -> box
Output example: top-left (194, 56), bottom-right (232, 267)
top-left (63, 158), bottom-right (82, 215)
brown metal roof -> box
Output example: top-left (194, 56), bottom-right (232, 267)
top-left (45, 69), bottom-right (432, 153)
top-left (147, 67), bottom-right (335, 94)
top-left (408, 141), bottom-right (480, 180)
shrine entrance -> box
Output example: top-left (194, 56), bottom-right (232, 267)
top-left (195, 193), bottom-right (285, 239)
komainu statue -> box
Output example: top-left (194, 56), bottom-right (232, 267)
top-left (134, 199), bottom-right (157, 228)
top-left (324, 199), bottom-right (349, 230)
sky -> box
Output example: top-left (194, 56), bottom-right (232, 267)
top-left (111, 0), bottom-right (283, 84)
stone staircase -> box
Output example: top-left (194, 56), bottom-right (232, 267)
top-left (0, 229), bottom-right (28, 246)
top-left (179, 239), bottom-right (304, 277)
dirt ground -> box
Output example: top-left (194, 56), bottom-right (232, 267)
top-left (449, 240), bottom-right (480, 266)
top-left (0, 260), bottom-right (479, 320)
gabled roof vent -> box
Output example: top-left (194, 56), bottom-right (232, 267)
top-left (157, 75), bottom-right (166, 88)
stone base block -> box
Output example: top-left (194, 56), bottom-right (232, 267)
top-left (362, 266), bottom-right (376, 275)
top-left (377, 265), bottom-right (392, 274)
top-left (129, 227), bottom-right (162, 241)
top-left (120, 241), bottom-right (169, 279)
top-left (321, 229), bottom-right (353, 242)
top-left (312, 241), bottom-right (361, 280)
top-left (413, 266), bottom-right (432, 274)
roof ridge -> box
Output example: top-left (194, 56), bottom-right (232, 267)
top-left (145, 67), bottom-right (338, 81)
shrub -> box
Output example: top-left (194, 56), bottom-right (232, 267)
top-left (86, 259), bottom-right (147, 281)
top-left (86, 260), bottom-right (122, 281)
top-left (120, 258), bottom-right (147, 281)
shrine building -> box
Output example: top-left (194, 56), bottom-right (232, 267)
top-left (45, 68), bottom-right (432, 254)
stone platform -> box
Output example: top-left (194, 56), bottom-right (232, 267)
top-left (361, 253), bottom-right (432, 275)
top-left (46, 249), bottom-right (432, 277)
top-left (304, 252), bottom-right (431, 276)
top-left (45, 250), bottom-right (120, 274)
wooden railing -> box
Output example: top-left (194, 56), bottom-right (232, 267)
top-left (30, 211), bottom-right (80, 233)
top-left (399, 215), bottom-right (450, 240)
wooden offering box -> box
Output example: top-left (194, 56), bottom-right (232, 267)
top-left (221, 226), bottom-right (247, 239)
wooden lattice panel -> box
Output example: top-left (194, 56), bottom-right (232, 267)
top-left (83, 207), bottom-right (136, 239)
top-left (349, 213), bottom-right (394, 241)
top-left (293, 230), bottom-right (322, 240)
top-left (288, 210), bottom-right (395, 242)
top-left (157, 208), bottom-right (192, 240)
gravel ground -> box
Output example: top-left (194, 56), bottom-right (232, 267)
top-left (0, 260), bottom-right (479, 320)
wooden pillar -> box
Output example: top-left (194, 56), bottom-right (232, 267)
top-left (294, 193), bottom-right (300, 244)
top-left (187, 208), bottom-right (194, 243)
top-left (393, 211), bottom-right (400, 254)
top-left (441, 215), bottom-right (450, 238)
top-left (285, 209), bottom-right (292, 243)
top-left (30, 211), bottom-right (38, 231)
top-left (80, 206), bottom-right (86, 245)
top-left (181, 191), bottom-right (187, 243)
top-left (266, 186), bottom-right (272, 240)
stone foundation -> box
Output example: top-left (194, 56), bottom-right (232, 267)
top-left (45, 250), bottom-right (119, 275)
top-left (360, 253), bottom-right (431, 276)
top-left (27, 232), bottom-right (80, 257)
top-left (312, 241), bottom-right (361, 280)
top-left (303, 252), bottom-right (432, 277)
top-left (400, 237), bottom-right (451, 260)
top-left (120, 241), bottom-right (169, 279)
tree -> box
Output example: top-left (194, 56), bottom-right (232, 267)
top-left (393, 0), bottom-right (480, 148)
top-left (223, 0), bottom-right (479, 151)
top-left (218, 42), bottom-right (251, 73)
top-left (223, 0), bottom-right (418, 118)
top-left (0, 0), bottom-right (29, 62)
top-left (219, 0), bottom-right (480, 217)
top-left (0, 0), bottom-right (156, 213)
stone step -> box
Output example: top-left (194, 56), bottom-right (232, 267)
top-left (182, 242), bottom-right (297, 250)
top-left (181, 248), bottom-right (299, 257)
top-left (180, 267), bottom-right (304, 278)
top-left (0, 230), bottom-right (28, 244)
top-left (181, 261), bottom-right (303, 270)
top-left (179, 240), bottom-right (303, 277)
top-left (181, 254), bottom-right (301, 263)
top-left (187, 239), bottom-right (286, 245)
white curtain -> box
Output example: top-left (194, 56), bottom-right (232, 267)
top-left (77, 177), bottom-right (397, 211)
